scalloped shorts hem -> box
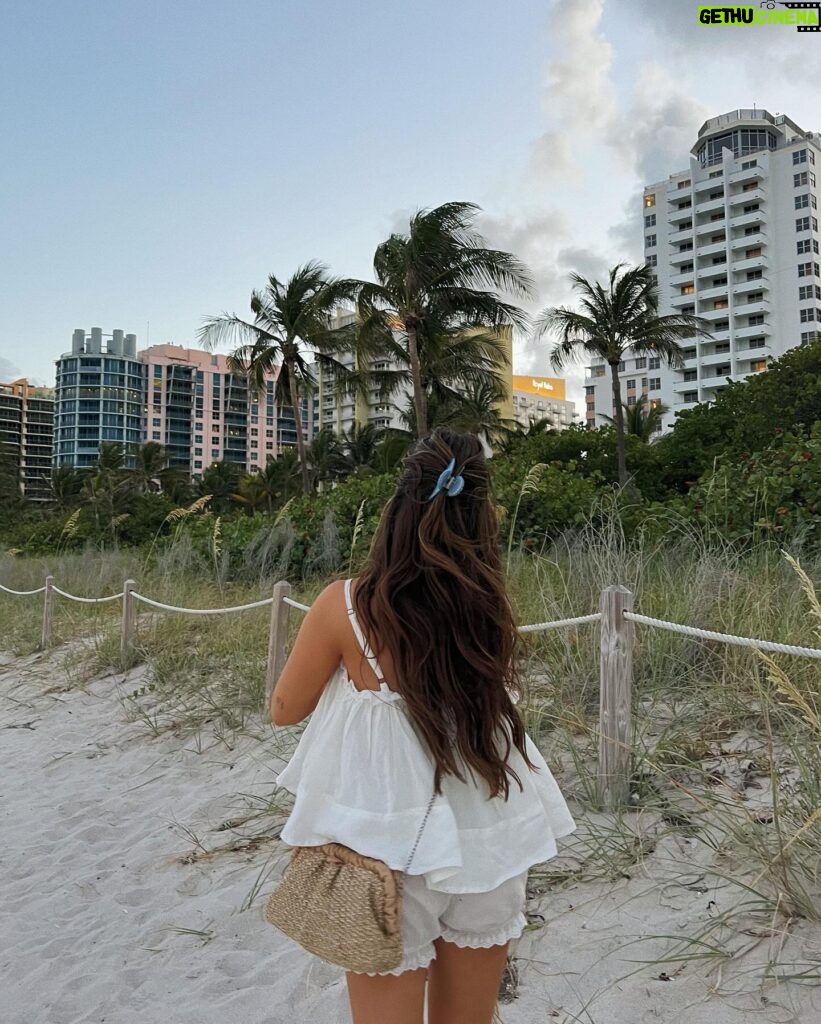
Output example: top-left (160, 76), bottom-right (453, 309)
top-left (350, 872), bottom-right (528, 977)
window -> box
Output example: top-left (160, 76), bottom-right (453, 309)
top-left (152, 417), bottom-right (161, 427)
top-left (585, 385), bottom-right (596, 396)
top-left (152, 431), bottom-right (160, 440)
top-left (677, 200), bottom-right (692, 211)
top-left (712, 255), bottom-right (727, 265)
top-left (709, 190), bottom-right (724, 200)
top-left (644, 194), bottom-right (656, 208)
top-left (680, 262), bottom-right (694, 273)
top-left (649, 357), bottom-right (661, 370)
top-left (746, 270), bottom-right (763, 281)
top-left (649, 378), bottom-right (661, 391)
top-left (794, 149), bottom-right (808, 165)
top-left (646, 254), bottom-right (658, 268)
top-left (194, 447), bottom-right (202, 456)
top-left (626, 379), bottom-right (636, 390)
top-left (741, 159), bottom-right (757, 170)
top-left (683, 370), bottom-right (697, 382)
top-left (679, 220), bottom-right (693, 231)
top-left (800, 308), bottom-right (817, 323)
top-left (748, 337), bottom-right (766, 348)
top-left (798, 239), bottom-right (813, 254)
top-left (745, 247), bottom-right (762, 258)
top-left (712, 276), bottom-right (728, 286)
top-left (678, 179), bottom-right (691, 189)
top-left (744, 226), bottom-right (761, 236)
top-left (211, 449), bottom-right (220, 460)
top-left (743, 203), bottom-right (760, 214)
top-left (795, 172), bottom-right (809, 187)
top-left (635, 357), bottom-right (647, 369)
top-left (683, 390), bottom-right (699, 403)
top-left (801, 331), bottom-right (820, 346)
top-left (711, 234), bottom-right (725, 244)
top-left (748, 314), bottom-right (764, 326)
top-left (751, 360), bottom-right (767, 373)
top-left (153, 365), bottom-right (162, 378)
top-left (645, 214), bottom-right (656, 227)
top-left (211, 435), bottom-right (219, 445)
top-left (714, 299), bottom-right (728, 310)
top-left (747, 292), bottom-right (764, 303)
top-left (798, 262), bottom-right (820, 277)
top-left (679, 242), bottom-right (694, 253)
top-left (682, 304), bottom-right (695, 315)
top-left (742, 181), bottom-right (758, 192)
top-left (627, 396), bottom-right (636, 407)
top-left (618, 361), bottom-right (626, 371)
top-left (796, 194), bottom-right (810, 210)
top-left (681, 284), bottom-right (694, 295)
top-left (645, 234), bottom-right (657, 248)
top-left (710, 212), bottom-right (725, 221)
top-left (709, 169), bottom-right (723, 179)
top-left (641, 377), bottom-right (648, 388)
top-left (798, 285), bottom-right (821, 301)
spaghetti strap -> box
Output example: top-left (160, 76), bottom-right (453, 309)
top-left (344, 579), bottom-right (388, 684)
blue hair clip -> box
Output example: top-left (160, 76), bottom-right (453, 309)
top-left (428, 457), bottom-right (465, 500)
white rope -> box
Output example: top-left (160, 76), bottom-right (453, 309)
top-left (283, 596), bottom-right (311, 612)
top-left (131, 592), bottom-right (274, 615)
top-left (52, 585), bottom-right (124, 604)
top-left (519, 613), bottom-right (601, 634)
top-left (624, 612), bottom-right (821, 660)
top-left (0, 582), bottom-right (46, 596)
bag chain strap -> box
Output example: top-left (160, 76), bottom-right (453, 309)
top-left (403, 790), bottom-right (437, 873)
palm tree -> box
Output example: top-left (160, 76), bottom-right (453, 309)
top-left (537, 264), bottom-right (710, 487)
top-left (132, 441), bottom-right (169, 494)
top-left (439, 378), bottom-right (515, 447)
top-left (602, 395), bottom-right (669, 443)
top-left (338, 423), bottom-right (384, 477)
top-left (49, 465), bottom-right (84, 508)
top-left (197, 460), bottom-right (242, 513)
top-left (354, 202), bottom-right (532, 438)
top-left (307, 427), bottom-right (345, 489)
top-left (199, 262), bottom-right (357, 494)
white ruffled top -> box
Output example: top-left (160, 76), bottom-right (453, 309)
top-left (276, 580), bottom-right (576, 895)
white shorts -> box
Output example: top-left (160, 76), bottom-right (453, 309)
top-left (355, 871), bottom-right (528, 976)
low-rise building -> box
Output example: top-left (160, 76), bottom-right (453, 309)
top-left (511, 375), bottom-right (575, 430)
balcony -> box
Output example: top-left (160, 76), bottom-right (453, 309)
top-left (728, 187), bottom-right (765, 206)
top-left (670, 247), bottom-right (696, 265)
top-left (732, 254), bottom-right (766, 273)
top-left (700, 348), bottom-right (733, 368)
top-left (696, 218), bottom-right (727, 238)
top-left (701, 365), bottom-right (732, 381)
top-left (668, 204), bottom-right (694, 224)
top-left (731, 209), bottom-right (767, 229)
top-left (738, 298), bottom-right (769, 317)
top-left (670, 268), bottom-right (696, 286)
top-left (728, 164), bottom-right (765, 185)
top-left (699, 283), bottom-right (729, 302)
top-left (734, 322), bottom-right (772, 339)
top-left (671, 290), bottom-right (696, 307)
top-left (694, 196), bottom-right (726, 215)
top-left (732, 274), bottom-right (768, 293)
top-left (700, 305), bottom-right (731, 320)
top-left (731, 230), bottom-right (767, 250)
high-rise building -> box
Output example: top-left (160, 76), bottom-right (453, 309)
top-left (511, 375), bottom-right (576, 431)
top-left (585, 109), bottom-right (821, 432)
top-left (54, 329), bottom-right (145, 469)
top-left (0, 379), bottom-right (54, 501)
top-left (141, 345), bottom-right (301, 475)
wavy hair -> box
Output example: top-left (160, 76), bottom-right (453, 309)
top-left (354, 428), bottom-right (533, 799)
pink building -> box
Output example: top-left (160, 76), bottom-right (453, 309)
top-left (138, 345), bottom-right (282, 475)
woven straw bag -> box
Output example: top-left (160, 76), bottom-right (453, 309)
top-left (265, 794), bottom-right (435, 974)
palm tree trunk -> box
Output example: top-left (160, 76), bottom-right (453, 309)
top-left (610, 362), bottom-right (628, 487)
top-left (406, 322), bottom-right (427, 438)
top-left (287, 362), bottom-right (312, 495)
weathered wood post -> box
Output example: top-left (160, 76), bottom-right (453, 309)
top-left (598, 585), bottom-right (634, 810)
top-left (40, 575), bottom-right (54, 650)
top-left (265, 581), bottom-right (292, 719)
top-left (121, 579), bottom-right (136, 664)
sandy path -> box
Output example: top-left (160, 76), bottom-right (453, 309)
top-left (2, 648), bottom-right (819, 1024)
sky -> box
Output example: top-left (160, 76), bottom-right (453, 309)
top-left (2, 0), bottom-right (821, 407)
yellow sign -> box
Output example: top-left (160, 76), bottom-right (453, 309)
top-left (512, 375), bottom-right (566, 401)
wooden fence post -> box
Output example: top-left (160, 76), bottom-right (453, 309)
top-left (265, 581), bottom-right (292, 718)
top-left (121, 579), bottom-right (136, 664)
top-left (40, 575), bottom-right (54, 650)
top-left (598, 585), bottom-right (634, 810)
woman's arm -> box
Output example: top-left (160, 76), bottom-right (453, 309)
top-left (269, 581), bottom-right (345, 726)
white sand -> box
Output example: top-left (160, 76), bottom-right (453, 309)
top-left (3, 647), bottom-right (820, 1024)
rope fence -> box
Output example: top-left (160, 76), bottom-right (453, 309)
top-left (3, 574), bottom-right (821, 809)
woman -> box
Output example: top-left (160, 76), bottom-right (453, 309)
top-left (270, 428), bottom-right (575, 1024)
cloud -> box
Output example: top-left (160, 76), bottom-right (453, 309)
top-left (0, 356), bottom-right (21, 380)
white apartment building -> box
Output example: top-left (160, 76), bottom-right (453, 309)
top-left (585, 109), bottom-right (821, 432)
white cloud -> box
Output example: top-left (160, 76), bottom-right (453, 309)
top-left (0, 356), bottom-right (22, 380)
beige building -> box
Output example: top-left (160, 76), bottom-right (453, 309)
top-left (511, 375), bottom-right (575, 430)
top-left (0, 378), bottom-right (54, 501)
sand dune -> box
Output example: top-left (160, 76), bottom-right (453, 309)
top-left (2, 648), bottom-right (819, 1024)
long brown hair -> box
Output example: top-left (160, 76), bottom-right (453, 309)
top-left (354, 428), bottom-right (533, 799)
